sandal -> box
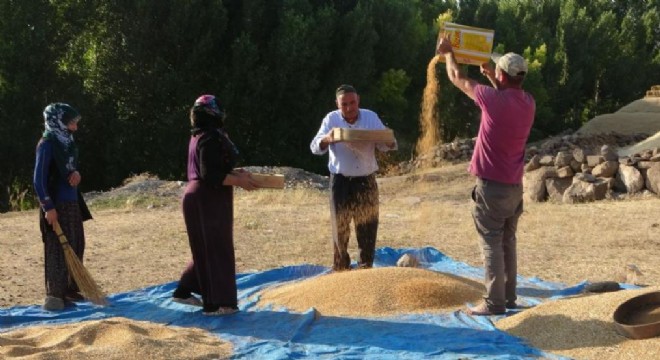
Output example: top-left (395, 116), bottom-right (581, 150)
top-left (465, 302), bottom-right (505, 316)
top-left (172, 296), bottom-right (203, 307)
top-left (505, 301), bottom-right (517, 309)
top-left (203, 307), bottom-right (238, 316)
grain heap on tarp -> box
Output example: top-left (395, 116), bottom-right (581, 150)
top-left (576, 88), bottom-right (660, 136)
top-left (257, 267), bottom-right (484, 317)
top-left (0, 317), bottom-right (232, 360)
top-left (495, 286), bottom-right (660, 360)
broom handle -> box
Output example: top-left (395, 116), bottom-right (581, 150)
top-left (52, 222), bottom-right (69, 245)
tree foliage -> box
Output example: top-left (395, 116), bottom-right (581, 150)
top-left (1, 0), bottom-right (658, 211)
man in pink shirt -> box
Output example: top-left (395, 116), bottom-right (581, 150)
top-left (436, 35), bottom-right (535, 315)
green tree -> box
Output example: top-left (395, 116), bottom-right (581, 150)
top-left (0, 0), bottom-right (85, 210)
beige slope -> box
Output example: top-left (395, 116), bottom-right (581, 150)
top-left (618, 130), bottom-right (660, 156)
top-left (617, 97), bottom-right (660, 113)
top-left (576, 112), bottom-right (660, 136)
top-left (576, 89), bottom-right (660, 135)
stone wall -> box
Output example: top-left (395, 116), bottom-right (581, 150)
top-left (397, 132), bottom-right (649, 176)
top-left (524, 145), bottom-right (660, 203)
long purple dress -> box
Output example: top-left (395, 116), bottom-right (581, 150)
top-left (176, 128), bottom-right (238, 311)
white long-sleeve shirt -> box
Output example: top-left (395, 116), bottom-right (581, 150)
top-left (310, 109), bottom-right (397, 177)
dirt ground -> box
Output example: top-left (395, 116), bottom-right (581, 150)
top-left (1, 162), bottom-right (659, 308)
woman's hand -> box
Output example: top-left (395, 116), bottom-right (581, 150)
top-left (45, 209), bottom-right (58, 225)
top-left (235, 170), bottom-right (259, 191)
top-left (68, 171), bottom-right (81, 187)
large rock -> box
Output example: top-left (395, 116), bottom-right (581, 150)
top-left (587, 155), bottom-right (603, 167)
top-left (525, 155), bottom-right (541, 172)
top-left (557, 166), bottom-right (574, 178)
top-left (592, 160), bottom-right (618, 178)
top-left (555, 151), bottom-right (573, 167)
top-left (523, 166), bottom-right (557, 202)
top-left (592, 178), bottom-right (609, 200)
top-left (546, 178), bottom-right (572, 202)
top-left (574, 172), bottom-right (597, 183)
top-left (573, 148), bottom-right (586, 163)
top-left (539, 155), bottom-right (554, 166)
top-left (563, 176), bottom-right (609, 203)
top-left (569, 159), bottom-right (582, 172)
top-left (563, 180), bottom-right (596, 204)
top-left (614, 164), bottom-right (645, 194)
top-left (644, 163), bottom-right (660, 194)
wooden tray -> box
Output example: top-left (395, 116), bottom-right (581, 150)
top-left (332, 128), bottom-right (394, 143)
top-left (250, 173), bottom-right (285, 189)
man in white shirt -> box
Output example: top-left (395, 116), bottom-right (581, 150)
top-left (310, 85), bottom-right (397, 270)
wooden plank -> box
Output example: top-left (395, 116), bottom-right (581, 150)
top-left (332, 128), bottom-right (395, 143)
top-left (250, 173), bottom-right (285, 189)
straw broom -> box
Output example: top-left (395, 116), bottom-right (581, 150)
top-left (53, 222), bottom-right (107, 305)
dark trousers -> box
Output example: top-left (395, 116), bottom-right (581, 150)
top-left (471, 177), bottom-right (523, 311)
top-left (40, 201), bottom-right (85, 299)
top-left (330, 173), bottom-right (379, 270)
top-left (177, 180), bottom-right (237, 311)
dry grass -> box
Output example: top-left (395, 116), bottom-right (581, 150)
top-left (256, 267), bottom-right (484, 317)
top-left (496, 286), bottom-right (660, 360)
top-left (1, 162), bottom-right (659, 309)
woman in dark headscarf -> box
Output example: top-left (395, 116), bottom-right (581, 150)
top-left (33, 103), bottom-right (92, 311)
top-left (172, 95), bottom-right (257, 315)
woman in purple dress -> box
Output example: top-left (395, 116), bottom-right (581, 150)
top-left (172, 95), bottom-right (257, 315)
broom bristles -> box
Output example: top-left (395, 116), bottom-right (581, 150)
top-left (54, 222), bottom-right (108, 306)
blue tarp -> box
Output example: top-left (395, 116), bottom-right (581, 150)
top-left (1, 247), bottom-right (588, 359)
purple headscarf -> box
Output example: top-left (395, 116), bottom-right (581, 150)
top-left (193, 95), bottom-right (224, 118)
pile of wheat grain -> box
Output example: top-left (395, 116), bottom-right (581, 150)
top-left (495, 286), bottom-right (660, 360)
top-left (257, 267), bottom-right (484, 317)
top-left (0, 317), bottom-right (232, 360)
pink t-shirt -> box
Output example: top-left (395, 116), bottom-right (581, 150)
top-left (470, 85), bottom-right (535, 184)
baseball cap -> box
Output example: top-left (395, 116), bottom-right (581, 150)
top-left (491, 52), bottom-right (528, 77)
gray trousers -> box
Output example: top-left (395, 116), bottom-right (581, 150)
top-left (471, 178), bottom-right (523, 311)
